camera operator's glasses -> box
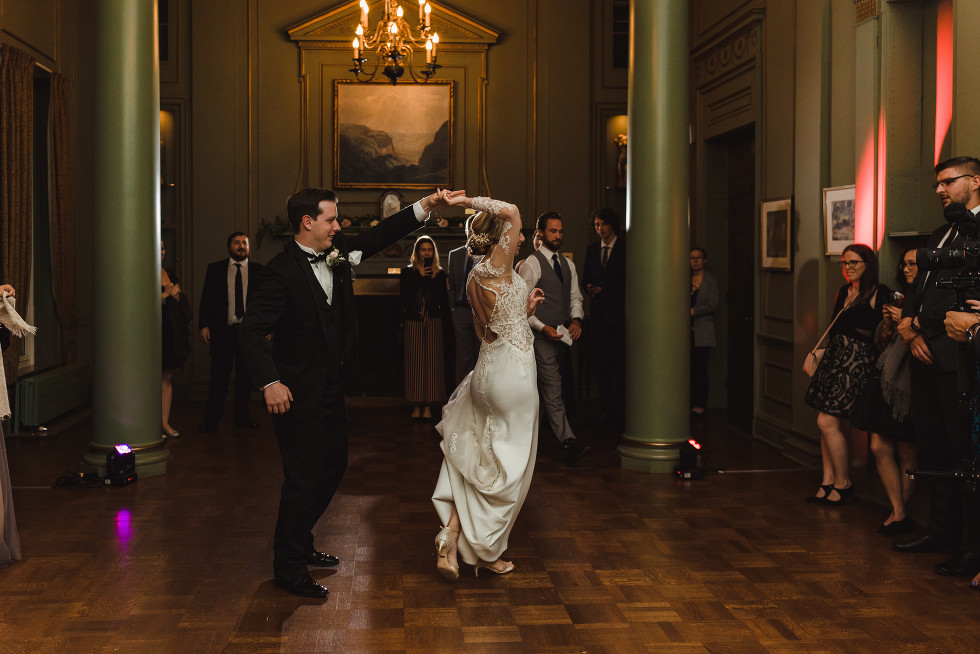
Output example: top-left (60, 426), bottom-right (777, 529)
top-left (901, 260), bottom-right (918, 269)
top-left (838, 259), bottom-right (864, 269)
top-left (932, 174), bottom-right (974, 190)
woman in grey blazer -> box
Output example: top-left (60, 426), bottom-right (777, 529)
top-left (690, 248), bottom-right (719, 414)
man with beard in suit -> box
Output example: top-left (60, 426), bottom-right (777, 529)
top-left (240, 187), bottom-right (461, 598)
top-left (894, 156), bottom-right (980, 580)
top-left (581, 208), bottom-right (626, 429)
top-left (198, 232), bottom-right (263, 433)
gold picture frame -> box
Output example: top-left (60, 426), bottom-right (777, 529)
top-left (761, 196), bottom-right (792, 271)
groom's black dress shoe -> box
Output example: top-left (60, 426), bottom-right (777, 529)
top-left (235, 419), bottom-right (259, 429)
top-left (935, 552), bottom-right (980, 577)
top-left (275, 576), bottom-right (329, 598)
top-left (305, 551), bottom-right (340, 568)
top-left (891, 534), bottom-right (956, 553)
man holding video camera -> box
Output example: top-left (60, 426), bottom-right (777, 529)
top-left (895, 156), bottom-right (980, 580)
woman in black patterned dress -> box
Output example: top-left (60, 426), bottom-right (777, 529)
top-left (805, 243), bottom-right (888, 505)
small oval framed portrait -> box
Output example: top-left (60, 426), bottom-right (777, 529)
top-left (380, 190), bottom-right (403, 218)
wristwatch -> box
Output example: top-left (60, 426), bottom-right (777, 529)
top-left (968, 321), bottom-right (980, 343)
top-left (910, 317), bottom-right (921, 333)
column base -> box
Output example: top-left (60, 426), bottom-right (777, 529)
top-left (81, 438), bottom-right (171, 479)
top-left (617, 438), bottom-right (684, 473)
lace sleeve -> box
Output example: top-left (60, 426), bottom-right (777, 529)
top-left (498, 221), bottom-right (513, 255)
top-left (472, 197), bottom-right (512, 216)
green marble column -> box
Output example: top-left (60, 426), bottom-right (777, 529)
top-left (617, 0), bottom-right (690, 472)
top-left (82, 0), bottom-right (170, 477)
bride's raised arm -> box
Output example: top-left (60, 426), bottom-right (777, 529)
top-left (439, 191), bottom-right (521, 270)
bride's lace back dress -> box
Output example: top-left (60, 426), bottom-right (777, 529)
top-left (432, 216), bottom-right (539, 566)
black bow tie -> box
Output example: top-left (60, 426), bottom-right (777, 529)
top-left (306, 251), bottom-right (327, 264)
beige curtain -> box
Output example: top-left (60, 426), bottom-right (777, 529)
top-left (0, 45), bottom-right (35, 384)
top-left (49, 73), bottom-right (75, 364)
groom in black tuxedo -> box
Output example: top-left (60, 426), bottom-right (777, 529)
top-left (240, 187), bottom-right (460, 597)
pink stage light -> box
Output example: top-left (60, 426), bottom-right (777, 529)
top-left (935, 0), bottom-right (952, 165)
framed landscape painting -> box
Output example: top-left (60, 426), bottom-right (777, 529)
top-left (823, 184), bottom-right (856, 255)
top-left (334, 80), bottom-right (453, 189)
top-left (761, 197), bottom-right (792, 271)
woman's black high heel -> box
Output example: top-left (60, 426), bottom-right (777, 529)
top-left (805, 484), bottom-right (833, 504)
top-left (819, 485), bottom-right (853, 505)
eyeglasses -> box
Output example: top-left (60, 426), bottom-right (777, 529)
top-left (901, 260), bottom-right (918, 269)
top-left (839, 259), bottom-right (864, 269)
top-left (932, 174), bottom-right (974, 190)
top-left (690, 256), bottom-right (705, 261)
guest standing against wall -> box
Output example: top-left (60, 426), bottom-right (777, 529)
top-left (804, 243), bottom-right (886, 505)
top-left (161, 240), bottom-right (193, 438)
top-left (689, 247), bottom-right (718, 415)
top-left (400, 235), bottom-right (451, 421)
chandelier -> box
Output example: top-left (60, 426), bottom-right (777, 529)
top-left (351, 0), bottom-right (441, 85)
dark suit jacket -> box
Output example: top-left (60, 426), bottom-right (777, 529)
top-left (239, 205), bottom-right (421, 421)
top-left (198, 259), bottom-right (264, 333)
top-left (447, 245), bottom-right (469, 309)
top-left (581, 237), bottom-right (626, 324)
top-left (904, 222), bottom-right (980, 372)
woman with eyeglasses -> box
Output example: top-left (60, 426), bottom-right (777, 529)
top-left (690, 247), bottom-right (719, 415)
top-left (804, 243), bottom-right (888, 504)
top-left (852, 248), bottom-right (919, 531)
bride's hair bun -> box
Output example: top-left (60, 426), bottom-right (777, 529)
top-left (466, 211), bottom-right (503, 256)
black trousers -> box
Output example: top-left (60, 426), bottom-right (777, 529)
top-left (203, 326), bottom-right (253, 427)
top-left (588, 319), bottom-right (625, 424)
top-left (910, 358), bottom-right (969, 546)
top-left (690, 344), bottom-right (711, 410)
top-left (271, 374), bottom-right (348, 582)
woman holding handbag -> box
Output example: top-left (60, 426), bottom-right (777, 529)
top-left (804, 243), bottom-right (888, 504)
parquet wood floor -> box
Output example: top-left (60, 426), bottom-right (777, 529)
top-left (2, 400), bottom-right (979, 653)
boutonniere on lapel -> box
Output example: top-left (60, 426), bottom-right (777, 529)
top-left (324, 248), bottom-right (346, 269)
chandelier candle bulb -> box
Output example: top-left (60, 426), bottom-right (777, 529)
top-left (425, 3), bottom-right (431, 27)
top-left (396, 5), bottom-right (403, 18)
top-left (432, 32), bottom-right (438, 58)
top-left (360, 0), bottom-right (368, 29)
top-left (353, 37), bottom-right (360, 59)
top-left (419, 0), bottom-right (425, 21)
top-left (426, 39), bottom-right (432, 63)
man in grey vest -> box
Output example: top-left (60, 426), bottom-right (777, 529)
top-left (517, 211), bottom-right (589, 464)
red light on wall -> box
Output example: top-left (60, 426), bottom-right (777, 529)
top-left (856, 131), bottom-right (876, 247)
top-left (935, 0), bottom-right (953, 165)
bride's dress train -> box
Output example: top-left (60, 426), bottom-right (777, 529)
top-left (432, 227), bottom-right (538, 566)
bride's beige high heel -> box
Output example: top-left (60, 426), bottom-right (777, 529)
top-left (434, 526), bottom-right (459, 581)
top-left (474, 559), bottom-right (514, 577)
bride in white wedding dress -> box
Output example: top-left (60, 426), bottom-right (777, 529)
top-left (431, 193), bottom-right (544, 580)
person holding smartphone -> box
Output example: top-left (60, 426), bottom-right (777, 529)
top-left (852, 247), bottom-right (919, 534)
top-left (400, 235), bottom-right (451, 421)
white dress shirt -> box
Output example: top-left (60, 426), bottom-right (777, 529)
top-left (516, 244), bottom-right (584, 332)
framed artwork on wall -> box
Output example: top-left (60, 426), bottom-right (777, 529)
top-left (761, 196), bottom-right (792, 271)
top-left (823, 184), bottom-right (856, 255)
top-left (334, 80), bottom-right (453, 189)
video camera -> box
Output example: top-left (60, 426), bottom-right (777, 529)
top-left (916, 202), bottom-right (980, 311)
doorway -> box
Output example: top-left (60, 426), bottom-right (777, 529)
top-left (724, 129), bottom-right (756, 430)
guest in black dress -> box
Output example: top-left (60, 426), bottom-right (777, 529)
top-left (853, 248), bottom-right (919, 533)
top-left (161, 240), bottom-right (193, 438)
top-left (805, 243), bottom-right (888, 505)
top-left (400, 235), bottom-right (450, 421)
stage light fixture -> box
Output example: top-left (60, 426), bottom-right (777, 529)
top-left (674, 438), bottom-right (704, 480)
top-left (106, 443), bottom-right (138, 486)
